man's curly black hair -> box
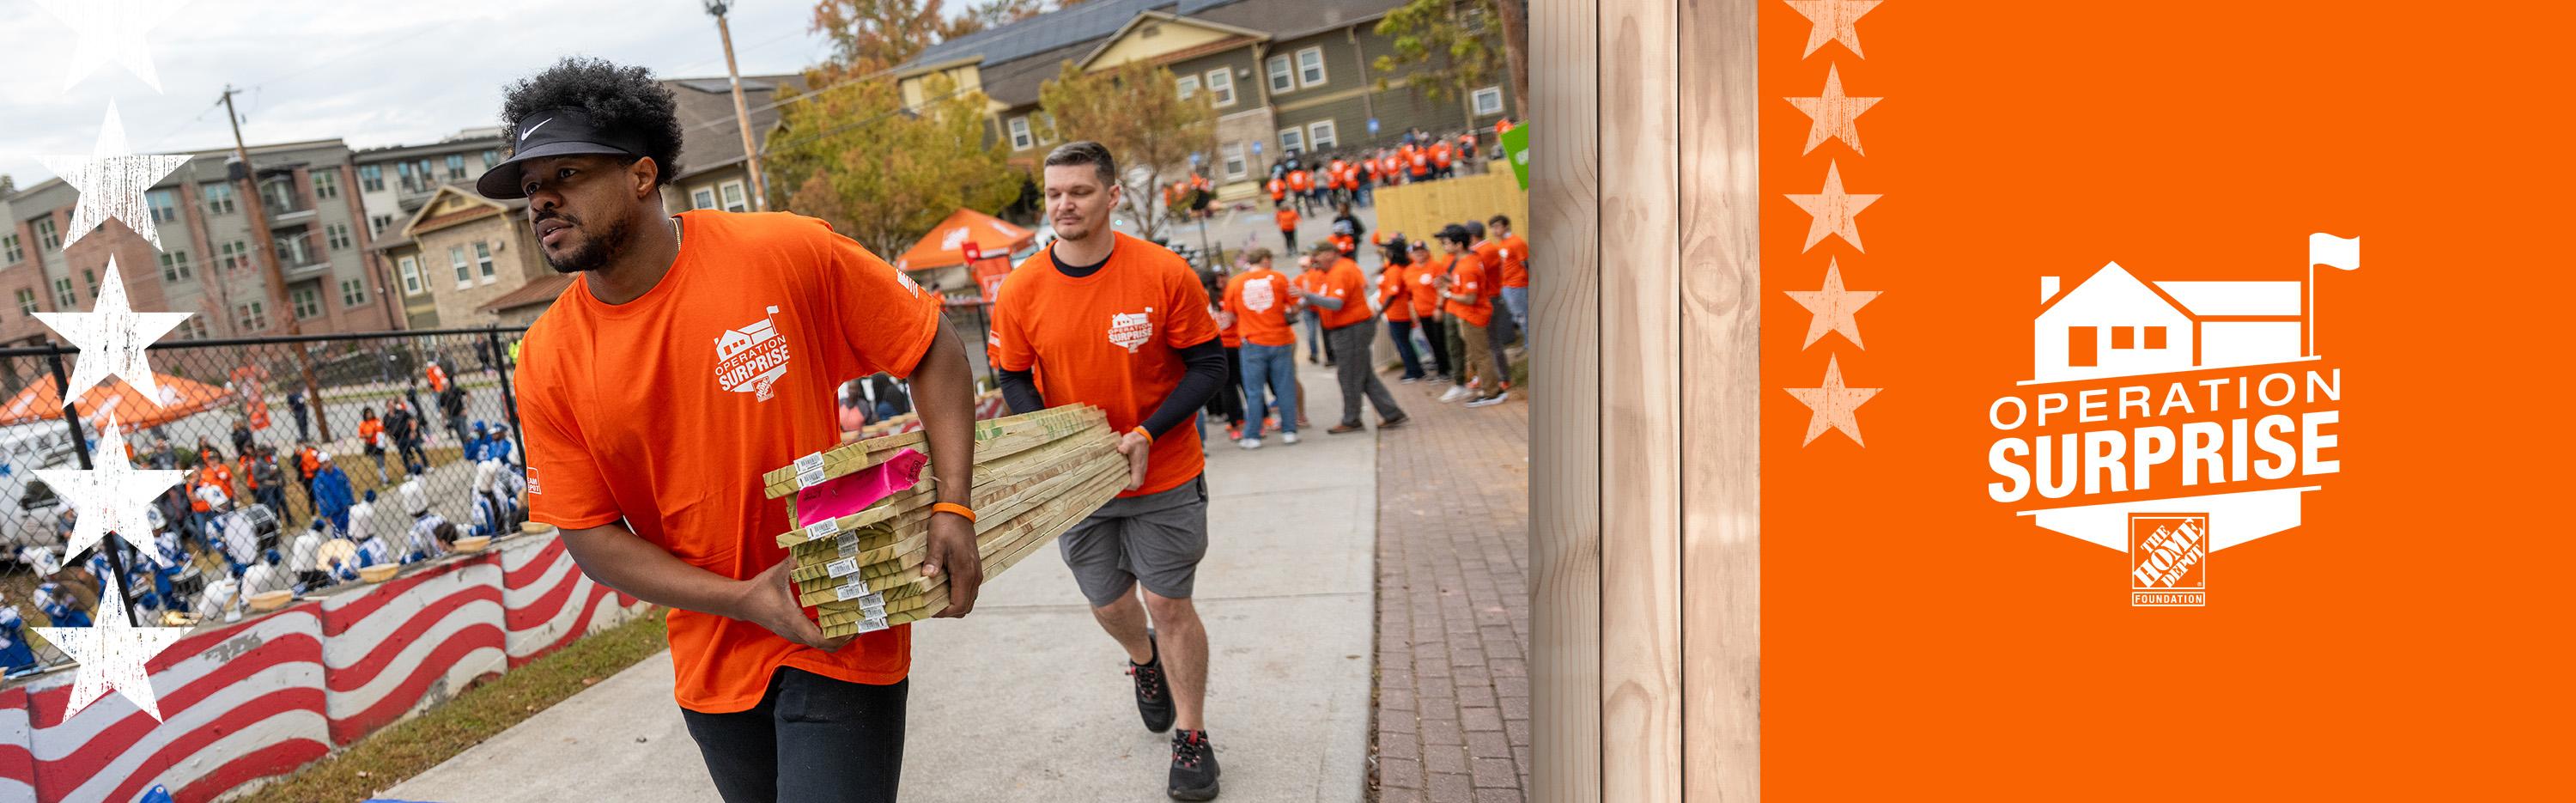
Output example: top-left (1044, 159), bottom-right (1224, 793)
top-left (499, 56), bottom-right (686, 186)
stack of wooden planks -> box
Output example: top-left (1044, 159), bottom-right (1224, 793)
top-left (765, 405), bottom-right (1127, 637)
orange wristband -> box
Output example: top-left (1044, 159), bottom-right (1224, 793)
top-left (1131, 426), bottom-right (1153, 442)
top-left (932, 502), bottom-right (977, 523)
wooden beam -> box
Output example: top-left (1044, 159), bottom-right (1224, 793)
top-left (1529, 0), bottom-right (1603, 801)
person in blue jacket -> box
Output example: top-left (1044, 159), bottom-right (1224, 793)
top-left (34, 581), bottom-right (89, 628)
top-left (0, 600), bottom-right (39, 675)
top-left (312, 451), bottom-right (357, 534)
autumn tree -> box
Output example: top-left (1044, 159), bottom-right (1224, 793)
top-left (764, 73), bottom-right (1024, 261)
top-left (808, 0), bottom-right (979, 80)
top-left (1373, 0), bottom-right (1528, 124)
top-left (1036, 58), bottom-right (1217, 242)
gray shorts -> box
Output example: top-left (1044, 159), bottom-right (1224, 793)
top-left (1058, 474), bottom-right (1210, 607)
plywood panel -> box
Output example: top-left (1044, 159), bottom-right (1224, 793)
top-left (1677, 0), bottom-right (1761, 799)
top-left (1595, 1), bottom-right (1683, 803)
top-left (1528, 0), bottom-right (1602, 800)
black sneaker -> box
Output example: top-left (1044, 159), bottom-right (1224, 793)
top-left (1127, 633), bottom-right (1176, 733)
top-left (1169, 729), bottom-right (1220, 800)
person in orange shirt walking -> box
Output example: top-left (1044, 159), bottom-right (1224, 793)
top-left (1267, 173), bottom-right (1287, 206)
top-left (1286, 167), bottom-right (1315, 216)
top-left (478, 57), bottom-right (983, 803)
top-left (1295, 241), bottom-right (1409, 434)
top-left (991, 141), bottom-right (1230, 800)
top-left (1222, 247), bottom-right (1300, 448)
top-left (1274, 203), bottom-right (1301, 253)
top-left (1376, 237), bottom-right (1429, 382)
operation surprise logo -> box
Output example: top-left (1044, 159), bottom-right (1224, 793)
top-left (1984, 234), bottom-right (2360, 606)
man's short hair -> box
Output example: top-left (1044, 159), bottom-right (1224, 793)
top-left (1488, 214), bottom-right (1512, 228)
top-left (1243, 246), bottom-right (1273, 264)
top-left (1043, 141), bottom-right (1119, 187)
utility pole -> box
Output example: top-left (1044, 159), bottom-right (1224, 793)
top-left (222, 84), bottom-right (326, 441)
top-left (706, 1), bottom-right (769, 210)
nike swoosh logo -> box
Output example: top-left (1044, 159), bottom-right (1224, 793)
top-left (520, 119), bottom-right (552, 143)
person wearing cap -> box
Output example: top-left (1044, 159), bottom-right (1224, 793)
top-left (312, 450), bottom-right (355, 536)
top-left (1296, 240), bottom-right (1409, 434)
top-left (484, 57), bottom-right (981, 803)
top-left (990, 141), bottom-right (1230, 800)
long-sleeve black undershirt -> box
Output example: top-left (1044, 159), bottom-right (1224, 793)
top-left (995, 246), bottom-right (1230, 439)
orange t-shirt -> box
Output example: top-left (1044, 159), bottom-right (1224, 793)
top-left (300, 447), bottom-right (320, 478)
top-left (1291, 268), bottom-right (1331, 314)
top-left (426, 363), bottom-right (448, 393)
top-left (1408, 147), bottom-right (1431, 175)
top-left (1215, 298), bottom-right (1241, 349)
top-left (358, 418), bottom-right (384, 446)
top-left (989, 232), bottom-right (1221, 497)
top-left (1317, 258), bottom-right (1373, 330)
top-left (239, 457), bottom-right (258, 490)
top-left (1406, 256), bottom-right (1448, 319)
top-left (1496, 234), bottom-right (1530, 289)
top-left (1276, 208), bottom-right (1299, 232)
top-left (1431, 142), bottom-right (1455, 167)
top-left (1378, 265), bottom-right (1413, 323)
top-left (1325, 161), bottom-right (1347, 189)
top-left (1472, 240), bottom-right (1507, 301)
top-left (1288, 170), bottom-right (1312, 192)
top-left (1267, 178), bottom-right (1285, 199)
top-left (1224, 268), bottom-right (1297, 347)
top-left (1380, 155), bottom-right (1402, 179)
top-left (1443, 252), bottom-right (1493, 328)
top-left (515, 210), bottom-right (944, 714)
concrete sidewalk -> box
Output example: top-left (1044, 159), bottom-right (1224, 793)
top-left (385, 359), bottom-right (1376, 803)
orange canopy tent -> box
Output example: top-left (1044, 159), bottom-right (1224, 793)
top-left (891, 208), bottom-right (1036, 274)
top-left (0, 373), bottom-right (232, 432)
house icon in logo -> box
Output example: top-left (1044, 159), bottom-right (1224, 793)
top-left (2029, 234), bottom-right (2359, 384)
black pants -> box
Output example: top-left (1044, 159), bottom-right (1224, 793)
top-left (1417, 318), bottom-right (1451, 379)
top-left (1281, 228), bottom-right (1297, 253)
top-left (681, 668), bottom-right (908, 803)
top-left (1206, 346), bottom-right (1246, 426)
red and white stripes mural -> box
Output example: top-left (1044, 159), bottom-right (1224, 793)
top-left (0, 529), bottom-right (654, 802)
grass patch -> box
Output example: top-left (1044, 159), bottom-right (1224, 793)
top-left (238, 609), bottom-right (670, 803)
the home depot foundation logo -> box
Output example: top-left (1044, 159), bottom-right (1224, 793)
top-left (716, 306), bottom-right (793, 401)
top-left (2129, 514), bottom-right (2208, 606)
top-left (1108, 308), bottom-right (1155, 353)
top-left (1984, 234), bottom-right (2360, 606)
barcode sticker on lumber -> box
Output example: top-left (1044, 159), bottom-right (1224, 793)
top-left (805, 518), bottom-right (842, 539)
top-left (855, 617), bottom-right (889, 634)
top-left (797, 466), bottom-right (826, 489)
top-left (795, 452), bottom-right (825, 473)
top-left (825, 557), bottom-right (860, 578)
top-left (834, 581), bottom-right (873, 600)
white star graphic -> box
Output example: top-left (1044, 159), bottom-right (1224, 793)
top-left (1784, 259), bottom-right (1881, 349)
top-left (1784, 355), bottom-right (1880, 447)
top-left (33, 0), bottom-right (188, 93)
top-left (1785, 0), bottom-right (1881, 59)
top-left (33, 574), bottom-right (190, 721)
top-left (1785, 161), bottom-right (1881, 252)
top-left (34, 256), bottom-right (193, 404)
top-left (39, 102), bottom-right (194, 251)
top-left (1784, 64), bottom-right (1881, 155)
top-left (33, 417), bottom-right (183, 559)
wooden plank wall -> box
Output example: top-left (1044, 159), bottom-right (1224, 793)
top-left (1530, 0), bottom-right (1758, 800)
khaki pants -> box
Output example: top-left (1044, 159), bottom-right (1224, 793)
top-left (1458, 319), bottom-right (1499, 399)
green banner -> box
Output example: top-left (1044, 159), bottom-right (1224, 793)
top-left (1499, 123), bottom-right (1530, 190)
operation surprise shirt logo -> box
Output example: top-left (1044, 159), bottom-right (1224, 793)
top-left (1108, 307), bottom-right (1155, 353)
top-left (715, 305), bottom-right (793, 401)
top-left (1985, 234), bottom-right (2361, 606)
top-left (1243, 278), bottom-right (1277, 313)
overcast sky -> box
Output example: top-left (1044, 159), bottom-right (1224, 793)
top-left (0, 0), bottom-right (864, 192)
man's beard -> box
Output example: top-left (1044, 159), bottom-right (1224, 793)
top-left (543, 213), bottom-right (632, 274)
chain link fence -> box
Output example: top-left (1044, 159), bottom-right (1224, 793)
top-left (2, 327), bottom-right (531, 671)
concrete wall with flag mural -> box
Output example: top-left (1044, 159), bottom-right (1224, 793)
top-left (1369, 162), bottom-right (1532, 247)
top-left (0, 528), bottom-right (651, 803)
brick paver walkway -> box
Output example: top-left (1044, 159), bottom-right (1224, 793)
top-left (1371, 377), bottom-right (1531, 803)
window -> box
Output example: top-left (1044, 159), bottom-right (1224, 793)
top-left (451, 246), bottom-right (471, 287)
top-left (720, 182), bottom-right (748, 213)
top-left (52, 277), bottom-right (75, 308)
top-left (159, 250), bottom-right (192, 282)
top-left (1267, 55), bottom-right (1293, 93)
top-left (2145, 326), bottom-right (2167, 349)
top-left (340, 277), bottom-right (368, 307)
top-left (235, 301), bottom-right (269, 331)
top-left (204, 182), bottom-right (237, 215)
top-left (291, 284), bottom-right (322, 319)
top-left (2, 234), bottom-right (20, 264)
top-left (2068, 326), bottom-right (2098, 368)
top-left (1473, 86), bottom-right (1504, 116)
top-left (1222, 143), bottom-right (1248, 180)
top-left (1036, 112), bottom-right (1058, 144)
top-left (1206, 69), bottom-right (1236, 107)
top-left (398, 161), bottom-right (417, 193)
top-left (313, 169), bottom-right (340, 199)
top-left (260, 175), bottom-right (299, 212)
top-left (483, 149), bottom-right (500, 169)
top-left (691, 187), bottom-right (717, 210)
top-left (1295, 47), bottom-right (1326, 87)
top-left (360, 164), bottom-right (385, 192)
top-left (1308, 119), bottom-right (1338, 150)
top-left (36, 216), bottom-right (60, 250)
top-left (399, 256), bottom-right (422, 295)
top-left (82, 269), bottom-right (97, 298)
top-left (186, 319), bottom-right (209, 339)
top-left (1008, 116), bottom-right (1034, 150)
top-left (148, 188), bottom-right (181, 224)
top-left (476, 241), bottom-right (496, 282)
top-left (1279, 127), bottom-right (1304, 154)
top-left (446, 154), bottom-right (466, 179)
top-left (1176, 74), bottom-right (1200, 100)
top-left (373, 214), bottom-right (394, 235)
top-left (325, 223), bottom-right (351, 251)
top-left (2111, 326), bottom-right (2134, 350)
top-left (14, 289), bottom-right (33, 315)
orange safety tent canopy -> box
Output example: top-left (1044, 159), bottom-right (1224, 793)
top-left (0, 373), bottom-right (233, 432)
top-left (891, 208), bottom-right (1036, 273)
